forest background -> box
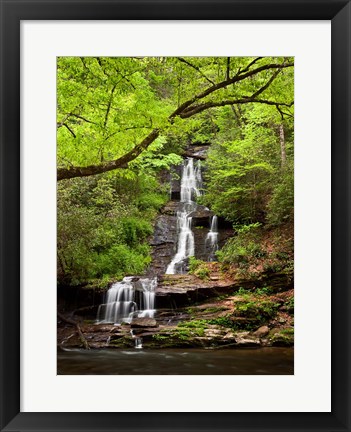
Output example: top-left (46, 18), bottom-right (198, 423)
top-left (57, 56), bottom-right (294, 287)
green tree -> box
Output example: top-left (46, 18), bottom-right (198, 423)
top-left (57, 57), bottom-right (294, 180)
top-left (199, 68), bottom-right (294, 225)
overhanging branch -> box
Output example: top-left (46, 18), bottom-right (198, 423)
top-left (57, 60), bottom-right (294, 181)
top-left (57, 128), bottom-right (160, 180)
top-left (180, 98), bottom-right (294, 118)
top-left (170, 60), bottom-right (293, 120)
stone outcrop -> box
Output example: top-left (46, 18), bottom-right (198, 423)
top-left (131, 318), bottom-right (158, 328)
top-left (155, 274), bottom-right (237, 308)
top-left (57, 319), bottom-right (293, 350)
top-left (253, 325), bottom-right (270, 338)
top-left (149, 214), bottom-right (178, 276)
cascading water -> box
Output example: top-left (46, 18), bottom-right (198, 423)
top-left (130, 330), bottom-right (143, 349)
top-left (180, 158), bottom-right (202, 202)
top-left (206, 215), bottom-right (219, 261)
top-left (166, 158), bottom-right (202, 274)
top-left (97, 277), bottom-right (157, 324)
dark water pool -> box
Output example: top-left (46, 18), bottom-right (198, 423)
top-left (57, 347), bottom-right (293, 375)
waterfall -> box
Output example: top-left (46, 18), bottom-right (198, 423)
top-left (166, 158), bottom-right (202, 274)
top-left (130, 329), bottom-right (143, 349)
top-left (135, 338), bottom-right (143, 349)
top-left (206, 215), bottom-right (219, 261)
top-left (97, 276), bottom-right (157, 324)
top-left (180, 158), bottom-right (202, 202)
top-left (138, 277), bottom-right (157, 316)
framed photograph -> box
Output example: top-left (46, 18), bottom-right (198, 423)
top-left (1, 0), bottom-right (350, 431)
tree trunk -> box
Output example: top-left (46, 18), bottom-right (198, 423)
top-left (279, 124), bottom-right (287, 168)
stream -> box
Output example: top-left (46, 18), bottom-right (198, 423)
top-left (57, 347), bottom-right (293, 375)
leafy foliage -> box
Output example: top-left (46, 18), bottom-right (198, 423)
top-left (235, 299), bottom-right (280, 320)
top-left (57, 172), bottom-right (167, 285)
top-left (199, 75), bottom-right (294, 226)
top-left (57, 56), bottom-right (293, 180)
top-left (188, 257), bottom-right (211, 280)
top-left (266, 162), bottom-right (294, 225)
top-left (217, 223), bottom-right (265, 265)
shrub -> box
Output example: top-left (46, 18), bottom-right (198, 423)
top-left (93, 244), bottom-right (151, 279)
top-left (136, 192), bottom-right (168, 211)
top-left (188, 257), bottom-right (210, 280)
top-left (217, 223), bottom-right (265, 265)
top-left (285, 297), bottom-right (294, 314)
top-left (120, 217), bottom-right (153, 246)
top-left (208, 315), bottom-right (257, 331)
top-left (175, 321), bottom-right (207, 339)
top-left (235, 299), bottom-right (280, 320)
top-left (178, 320), bottom-right (207, 329)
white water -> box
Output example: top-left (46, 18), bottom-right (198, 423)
top-left (180, 158), bottom-right (202, 202)
top-left (135, 338), bottom-right (143, 349)
top-left (206, 215), bottom-right (219, 260)
top-left (130, 329), bottom-right (143, 349)
top-left (138, 277), bottom-right (157, 318)
top-left (97, 277), bottom-right (157, 324)
top-left (166, 158), bottom-right (202, 274)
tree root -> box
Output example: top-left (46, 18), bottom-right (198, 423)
top-left (57, 312), bottom-right (90, 350)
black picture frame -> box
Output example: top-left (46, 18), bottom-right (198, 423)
top-left (0, 1), bottom-right (350, 431)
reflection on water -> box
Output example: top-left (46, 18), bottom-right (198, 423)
top-left (57, 347), bottom-right (293, 375)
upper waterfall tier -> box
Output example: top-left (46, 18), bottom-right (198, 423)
top-left (180, 158), bottom-right (202, 203)
top-left (166, 158), bottom-right (203, 274)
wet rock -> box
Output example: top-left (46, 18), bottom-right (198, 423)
top-left (189, 205), bottom-right (214, 227)
top-left (260, 338), bottom-right (270, 347)
top-left (57, 285), bottom-right (105, 318)
top-left (92, 324), bottom-right (118, 333)
top-left (160, 201), bottom-right (179, 216)
top-left (155, 274), bottom-right (237, 308)
top-left (235, 333), bottom-right (261, 346)
top-left (131, 318), bottom-right (158, 328)
top-left (150, 214), bottom-right (177, 245)
top-left (269, 327), bottom-right (294, 347)
top-left (184, 144), bottom-right (210, 158)
top-left (268, 328), bottom-right (282, 336)
top-left (148, 213), bottom-right (178, 275)
top-left (253, 326), bottom-right (270, 338)
top-left (108, 335), bottom-right (135, 348)
top-left (204, 328), bottom-right (224, 337)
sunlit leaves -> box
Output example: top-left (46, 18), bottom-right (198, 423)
top-left (58, 56), bottom-right (293, 175)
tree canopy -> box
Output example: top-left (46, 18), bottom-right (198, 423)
top-left (57, 56), bottom-right (293, 180)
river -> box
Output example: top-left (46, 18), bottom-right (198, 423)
top-left (57, 347), bottom-right (293, 375)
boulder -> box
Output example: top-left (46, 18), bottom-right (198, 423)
top-left (252, 325), bottom-right (270, 338)
top-left (234, 331), bottom-right (260, 346)
top-left (189, 205), bottom-right (214, 227)
top-left (131, 318), bottom-right (158, 328)
top-left (269, 327), bottom-right (294, 347)
top-left (235, 335), bottom-right (261, 347)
